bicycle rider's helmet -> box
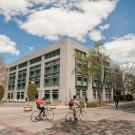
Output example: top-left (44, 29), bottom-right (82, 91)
top-left (73, 95), bottom-right (76, 99)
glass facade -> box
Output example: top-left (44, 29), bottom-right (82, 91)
top-left (17, 69), bottom-right (27, 90)
top-left (30, 56), bottom-right (41, 65)
top-left (7, 92), bottom-right (13, 100)
top-left (9, 66), bottom-right (16, 72)
top-left (44, 59), bottom-right (60, 87)
top-left (76, 89), bottom-right (87, 100)
top-left (44, 89), bottom-right (59, 101)
top-left (29, 65), bottom-right (41, 88)
top-left (18, 62), bottom-right (27, 69)
top-left (75, 49), bottom-right (88, 87)
top-left (45, 49), bottom-right (60, 59)
top-left (8, 73), bottom-right (16, 91)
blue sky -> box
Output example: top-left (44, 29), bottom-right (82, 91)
top-left (0, 0), bottom-right (135, 64)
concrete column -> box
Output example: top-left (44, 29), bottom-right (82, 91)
top-left (102, 86), bottom-right (106, 101)
top-left (39, 56), bottom-right (45, 98)
top-left (4, 70), bottom-right (9, 100)
top-left (87, 77), bottom-right (93, 102)
top-left (25, 61), bottom-right (30, 99)
top-left (59, 41), bottom-right (68, 104)
top-left (14, 66), bottom-right (18, 100)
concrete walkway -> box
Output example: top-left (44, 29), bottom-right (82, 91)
top-left (0, 101), bottom-right (135, 135)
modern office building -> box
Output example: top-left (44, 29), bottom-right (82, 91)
top-left (6, 39), bottom-right (115, 103)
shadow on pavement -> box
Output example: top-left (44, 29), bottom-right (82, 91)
top-left (0, 128), bottom-right (20, 135)
top-left (37, 119), bottom-right (135, 135)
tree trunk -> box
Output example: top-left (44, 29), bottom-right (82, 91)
top-left (98, 90), bottom-right (102, 106)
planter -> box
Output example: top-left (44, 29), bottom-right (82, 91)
top-left (24, 105), bottom-right (33, 112)
top-left (50, 105), bottom-right (56, 109)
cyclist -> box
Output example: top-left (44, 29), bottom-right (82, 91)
top-left (69, 95), bottom-right (80, 120)
top-left (36, 97), bottom-right (46, 120)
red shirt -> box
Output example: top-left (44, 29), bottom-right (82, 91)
top-left (36, 99), bottom-right (45, 105)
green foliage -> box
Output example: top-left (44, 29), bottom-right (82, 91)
top-left (0, 85), bottom-right (4, 101)
top-left (74, 42), bottom-right (109, 105)
top-left (27, 83), bottom-right (36, 101)
top-left (129, 79), bottom-right (135, 94)
top-left (74, 42), bottom-right (108, 80)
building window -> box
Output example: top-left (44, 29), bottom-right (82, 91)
top-left (35, 91), bottom-right (38, 99)
top-left (8, 73), bottom-right (16, 91)
top-left (76, 90), bottom-right (81, 99)
top-left (44, 90), bottom-right (50, 100)
top-left (53, 64), bottom-right (60, 73)
top-left (17, 92), bottom-right (20, 99)
top-left (45, 49), bottom-right (60, 59)
top-left (9, 66), bottom-right (16, 72)
top-left (18, 62), bottom-right (27, 69)
top-left (30, 56), bottom-right (41, 65)
top-left (52, 89), bottom-right (59, 100)
top-left (21, 92), bottom-right (24, 99)
top-left (82, 89), bottom-right (87, 98)
top-left (17, 69), bottom-right (27, 90)
top-left (76, 77), bottom-right (82, 85)
top-left (53, 77), bottom-right (59, 86)
top-left (7, 93), bottom-right (10, 99)
top-left (105, 90), bottom-right (108, 99)
top-left (45, 66), bottom-right (52, 74)
top-left (93, 90), bottom-right (96, 99)
top-left (83, 78), bottom-right (87, 86)
top-left (29, 65), bottom-right (41, 88)
top-left (45, 78), bottom-right (52, 87)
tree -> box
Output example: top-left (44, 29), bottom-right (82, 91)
top-left (0, 85), bottom-right (4, 101)
top-left (74, 42), bottom-right (109, 105)
top-left (0, 56), bottom-right (8, 89)
top-left (120, 63), bottom-right (135, 100)
top-left (27, 83), bottom-right (36, 101)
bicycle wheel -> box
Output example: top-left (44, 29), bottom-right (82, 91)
top-left (65, 112), bottom-right (74, 122)
top-left (79, 110), bottom-right (87, 121)
top-left (31, 111), bottom-right (39, 122)
top-left (46, 110), bottom-right (54, 121)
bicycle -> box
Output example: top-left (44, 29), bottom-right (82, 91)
top-left (65, 108), bottom-right (87, 122)
top-left (31, 105), bottom-right (54, 122)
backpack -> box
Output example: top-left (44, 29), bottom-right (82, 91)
top-left (69, 99), bottom-right (74, 106)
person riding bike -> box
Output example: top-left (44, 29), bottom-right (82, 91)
top-left (36, 97), bottom-right (46, 120)
top-left (69, 95), bottom-right (80, 120)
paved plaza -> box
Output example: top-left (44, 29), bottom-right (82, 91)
top-left (0, 102), bottom-right (135, 135)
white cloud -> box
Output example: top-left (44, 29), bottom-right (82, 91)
top-left (0, 34), bottom-right (20, 55)
top-left (18, 0), bottom-right (117, 41)
top-left (89, 30), bottom-right (105, 42)
top-left (28, 46), bottom-right (34, 51)
top-left (0, 0), bottom-right (117, 41)
top-left (99, 24), bottom-right (110, 31)
top-left (0, 0), bottom-right (31, 21)
top-left (104, 34), bottom-right (135, 63)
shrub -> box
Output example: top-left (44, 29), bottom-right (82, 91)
top-left (79, 101), bottom-right (98, 108)
top-left (27, 83), bottom-right (36, 101)
top-left (79, 101), bottom-right (85, 108)
top-left (86, 102), bottom-right (98, 108)
top-left (114, 95), bottom-right (133, 101)
top-left (0, 85), bottom-right (4, 101)
top-left (45, 101), bottom-right (51, 105)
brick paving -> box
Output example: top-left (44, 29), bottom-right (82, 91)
top-left (37, 120), bottom-right (135, 135)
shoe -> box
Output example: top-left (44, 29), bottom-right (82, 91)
top-left (74, 117), bottom-right (78, 121)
